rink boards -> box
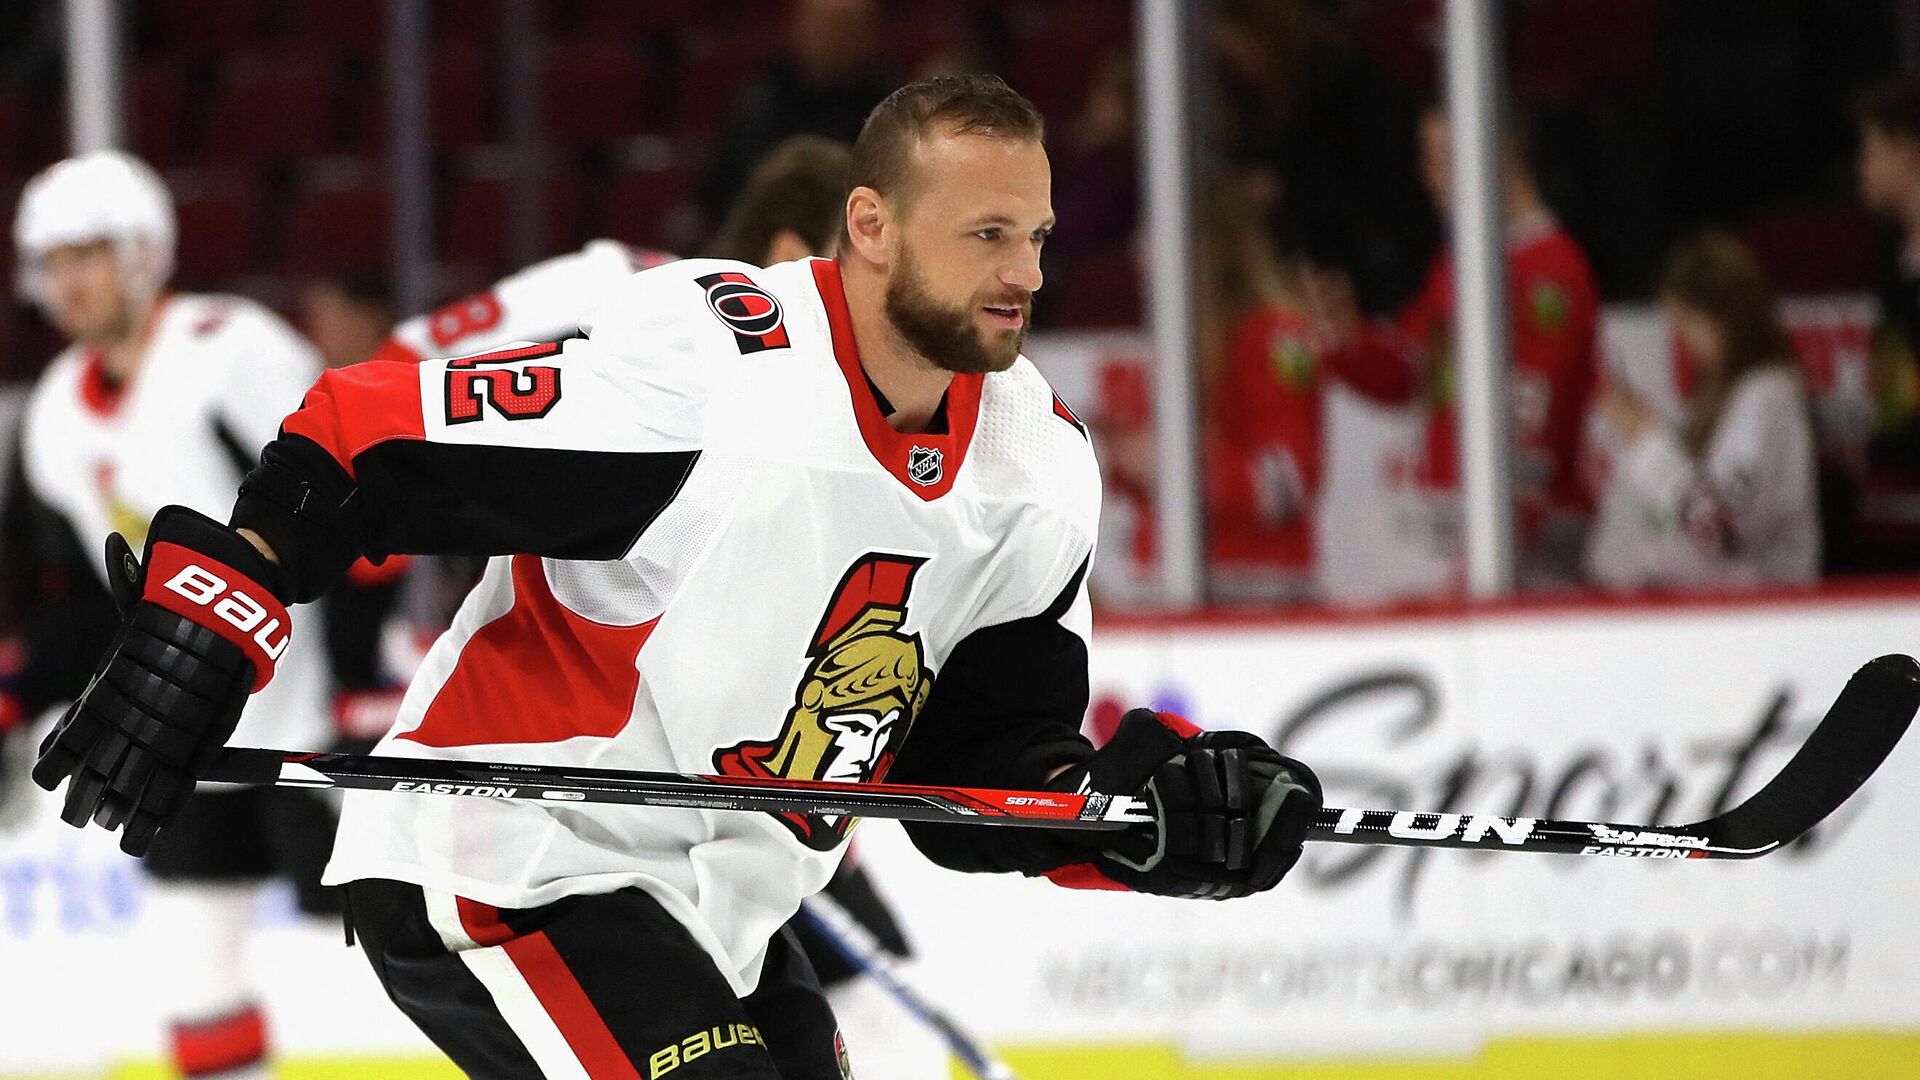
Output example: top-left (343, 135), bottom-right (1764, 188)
top-left (875, 585), bottom-right (1920, 1075)
top-left (4, 587), bottom-right (1920, 1077)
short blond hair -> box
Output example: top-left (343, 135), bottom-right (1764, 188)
top-left (851, 74), bottom-right (1046, 206)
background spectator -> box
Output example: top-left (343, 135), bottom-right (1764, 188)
top-left (1401, 103), bottom-right (1602, 590)
top-left (1210, 0), bottom-right (1434, 314)
top-left (1587, 232), bottom-right (1819, 590)
top-left (1848, 75), bottom-right (1920, 572)
top-left (1203, 171), bottom-right (1419, 604)
top-left (699, 0), bottom-right (896, 220)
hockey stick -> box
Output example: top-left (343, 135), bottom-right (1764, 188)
top-left (204, 654), bottom-right (1918, 860)
top-left (203, 747), bottom-right (1155, 831)
top-left (1304, 653), bottom-right (1920, 859)
top-left (798, 892), bottom-right (1019, 1080)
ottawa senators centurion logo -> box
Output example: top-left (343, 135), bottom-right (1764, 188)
top-left (714, 553), bottom-right (930, 850)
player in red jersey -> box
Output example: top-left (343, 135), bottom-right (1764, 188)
top-left (1204, 178), bottom-right (1417, 602)
top-left (1401, 105), bottom-right (1602, 586)
top-left (1205, 171), bottom-right (1420, 599)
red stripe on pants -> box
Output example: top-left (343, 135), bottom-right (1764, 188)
top-left (456, 896), bottom-right (518, 947)
top-left (172, 1004), bottom-right (267, 1077)
top-left (504, 932), bottom-right (643, 1079)
top-left (456, 895), bottom-right (641, 1079)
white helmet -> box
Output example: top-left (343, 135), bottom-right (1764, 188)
top-left (13, 150), bottom-right (176, 306)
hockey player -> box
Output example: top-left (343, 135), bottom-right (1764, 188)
top-left (376, 131), bottom-right (936, 1073)
top-left (6, 151), bottom-right (338, 1080)
top-left (33, 77), bottom-right (1322, 1078)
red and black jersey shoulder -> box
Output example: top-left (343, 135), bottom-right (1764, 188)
top-left (1051, 392), bottom-right (1089, 440)
top-left (695, 271), bottom-right (789, 354)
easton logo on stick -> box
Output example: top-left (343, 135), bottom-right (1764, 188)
top-left (1329, 808), bottom-right (1540, 845)
top-left (697, 271), bottom-right (790, 353)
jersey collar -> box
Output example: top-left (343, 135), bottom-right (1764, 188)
top-left (810, 258), bottom-right (980, 501)
top-left (78, 294), bottom-right (172, 418)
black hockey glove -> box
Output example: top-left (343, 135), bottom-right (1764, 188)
top-left (31, 506), bottom-right (294, 856)
top-left (1043, 708), bottom-right (1320, 900)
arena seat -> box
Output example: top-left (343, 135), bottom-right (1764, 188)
top-left (601, 166), bottom-right (695, 251)
top-left (1048, 246), bottom-right (1142, 329)
top-left (539, 40), bottom-right (653, 146)
top-left (442, 171), bottom-right (586, 270)
top-left (281, 173), bottom-right (391, 273)
top-left (283, 0), bottom-right (385, 51)
top-left (172, 175), bottom-right (263, 281)
top-left (144, 0), bottom-right (268, 58)
top-left (204, 51), bottom-right (340, 166)
top-left (128, 60), bottom-right (190, 163)
top-left (431, 45), bottom-right (496, 150)
top-left (1739, 205), bottom-right (1881, 296)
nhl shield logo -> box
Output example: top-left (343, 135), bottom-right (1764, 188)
top-left (907, 445), bottom-right (943, 487)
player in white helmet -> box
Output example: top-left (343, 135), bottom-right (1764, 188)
top-left (13, 150), bottom-right (176, 311)
top-left (2, 151), bottom-right (365, 1080)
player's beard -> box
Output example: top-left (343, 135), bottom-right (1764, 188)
top-left (884, 243), bottom-right (1028, 375)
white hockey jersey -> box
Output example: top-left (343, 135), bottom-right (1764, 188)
top-left (271, 258), bottom-right (1101, 992)
top-left (1586, 366), bottom-right (1819, 589)
top-left (19, 294), bottom-right (331, 748)
top-left (378, 239), bottom-right (675, 363)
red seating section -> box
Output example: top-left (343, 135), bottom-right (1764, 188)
top-left (539, 40), bottom-right (652, 147)
top-left (443, 172), bottom-right (587, 267)
top-left (282, 176), bottom-right (391, 274)
top-left (603, 167), bottom-right (695, 251)
top-left (204, 51), bottom-right (338, 166)
top-left (173, 175), bottom-right (262, 281)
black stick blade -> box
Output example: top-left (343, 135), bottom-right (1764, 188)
top-left (1692, 654), bottom-right (1920, 855)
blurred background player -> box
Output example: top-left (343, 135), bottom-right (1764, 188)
top-left (1586, 232), bottom-right (1819, 590)
top-left (3, 151), bottom-right (337, 1080)
top-left (297, 270), bottom-right (416, 752)
top-left (301, 269), bottom-right (398, 371)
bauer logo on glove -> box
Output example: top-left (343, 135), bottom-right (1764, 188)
top-left (148, 546), bottom-right (291, 689)
top-left (31, 505), bottom-right (295, 856)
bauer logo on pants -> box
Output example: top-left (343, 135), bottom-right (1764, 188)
top-left (713, 553), bottom-right (931, 850)
top-left (646, 1024), bottom-right (765, 1078)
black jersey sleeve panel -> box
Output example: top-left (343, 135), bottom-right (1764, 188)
top-left (233, 432), bottom-right (700, 603)
top-left (322, 574), bottom-right (402, 691)
top-left (887, 561), bottom-right (1096, 876)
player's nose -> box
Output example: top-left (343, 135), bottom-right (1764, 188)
top-left (1001, 250), bottom-right (1043, 294)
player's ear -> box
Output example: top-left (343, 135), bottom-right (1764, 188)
top-left (844, 187), bottom-right (892, 265)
